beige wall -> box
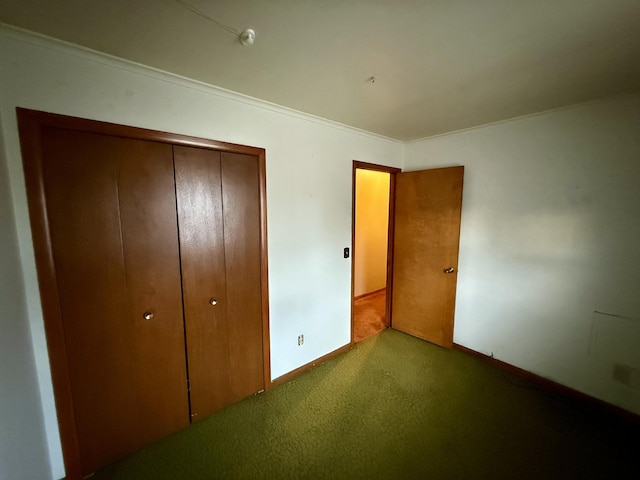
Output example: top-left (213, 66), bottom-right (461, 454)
top-left (354, 169), bottom-right (390, 296)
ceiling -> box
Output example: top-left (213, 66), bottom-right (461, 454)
top-left (1, 0), bottom-right (639, 141)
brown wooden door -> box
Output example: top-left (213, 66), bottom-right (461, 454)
top-left (220, 152), bottom-right (264, 400)
top-left (175, 147), bottom-right (264, 420)
top-left (41, 127), bottom-right (190, 475)
top-left (391, 166), bottom-right (464, 347)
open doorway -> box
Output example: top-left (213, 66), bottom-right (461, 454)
top-left (351, 161), bottom-right (400, 343)
top-left (351, 162), bottom-right (463, 347)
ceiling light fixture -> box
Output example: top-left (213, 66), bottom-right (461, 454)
top-left (239, 29), bottom-right (256, 47)
top-left (175, 0), bottom-right (256, 46)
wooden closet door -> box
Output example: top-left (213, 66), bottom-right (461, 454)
top-left (174, 146), bottom-right (230, 418)
top-left (221, 152), bottom-right (264, 400)
top-left (175, 147), bottom-right (264, 420)
top-left (41, 128), bottom-right (190, 476)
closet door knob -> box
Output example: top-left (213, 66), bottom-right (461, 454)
top-left (443, 267), bottom-right (455, 274)
top-left (209, 299), bottom-right (217, 306)
top-left (143, 311), bottom-right (154, 320)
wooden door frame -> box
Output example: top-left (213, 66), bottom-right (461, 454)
top-left (16, 108), bottom-right (272, 480)
top-left (351, 161), bottom-right (401, 344)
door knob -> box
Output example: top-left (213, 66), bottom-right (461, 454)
top-left (443, 267), bottom-right (455, 274)
top-left (209, 298), bottom-right (217, 306)
top-left (143, 311), bottom-right (154, 320)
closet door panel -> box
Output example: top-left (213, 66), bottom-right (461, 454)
top-left (174, 146), bottom-right (231, 418)
top-left (41, 128), bottom-right (189, 475)
top-left (221, 152), bottom-right (264, 399)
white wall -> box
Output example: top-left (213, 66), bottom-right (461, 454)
top-left (406, 95), bottom-right (640, 415)
top-left (354, 169), bottom-right (390, 296)
top-left (0, 114), bottom-right (51, 480)
top-left (0, 27), bottom-right (403, 479)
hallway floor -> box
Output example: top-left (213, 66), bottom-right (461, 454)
top-left (353, 289), bottom-right (387, 342)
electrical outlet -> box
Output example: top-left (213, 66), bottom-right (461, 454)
top-left (297, 334), bottom-right (304, 346)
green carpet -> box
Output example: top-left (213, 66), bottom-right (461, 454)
top-left (93, 329), bottom-right (637, 479)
